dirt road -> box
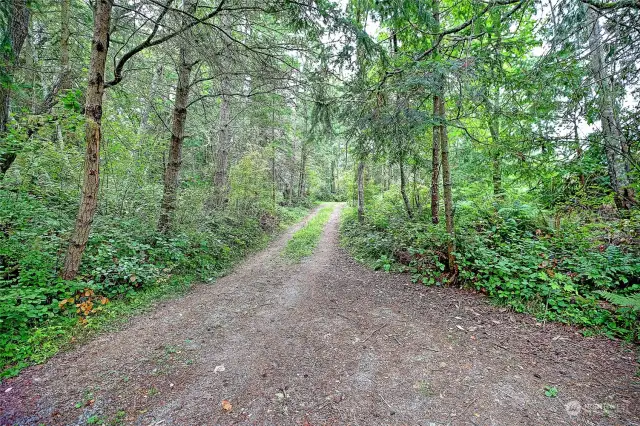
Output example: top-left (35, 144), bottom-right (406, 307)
top-left (1, 204), bottom-right (638, 425)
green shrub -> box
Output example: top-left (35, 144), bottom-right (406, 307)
top-left (340, 193), bottom-right (640, 340)
top-left (0, 189), bottom-right (310, 377)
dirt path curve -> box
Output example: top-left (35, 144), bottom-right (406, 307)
top-left (2, 204), bottom-right (639, 426)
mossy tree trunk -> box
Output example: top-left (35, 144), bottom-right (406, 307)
top-left (158, 0), bottom-right (196, 233)
top-left (61, 0), bottom-right (112, 279)
top-left (0, 0), bottom-right (30, 177)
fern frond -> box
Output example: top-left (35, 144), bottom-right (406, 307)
top-left (596, 291), bottom-right (640, 311)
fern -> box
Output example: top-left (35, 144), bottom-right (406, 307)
top-left (596, 291), bottom-right (640, 311)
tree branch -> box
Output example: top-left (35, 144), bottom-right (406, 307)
top-left (105, 0), bottom-right (227, 88)
top-left (580, 0), bottom-right (640, 9)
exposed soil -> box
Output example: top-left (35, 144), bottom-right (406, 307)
top-left (1, 204), bottom-right (639, 426)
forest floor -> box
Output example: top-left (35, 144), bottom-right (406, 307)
top-left (1, 204), bottom-right (639, 426)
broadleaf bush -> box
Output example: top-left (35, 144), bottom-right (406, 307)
top-left (0, 189), bottom-right (310, 377)
top-left (340, 191), bottom-right (640, 340)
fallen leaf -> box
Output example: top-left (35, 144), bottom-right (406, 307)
top-left (222, 399), bottom-right (232, 411)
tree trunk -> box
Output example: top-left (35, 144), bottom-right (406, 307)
top-left (158, 0), bottom-right (196, 233)
top-left (587, 8), bottom-right (635, 210)
top-left (284, 182), bottom-right (292, 205)
top-left (431, 95), bottom-right (441, 224)
top-left (357, 159), bottom-right (365, 223)
top-left (330, 159), bottom-right (336, 193)
top-left (413, 166), bottom-right (422, 214)
top-left (385, 161), bottom-right (391, 191)
top-left (60, 0), bottom-right (71, 91)
top-left (573, 114), bottom-right (586, 189)
top-left (272, 151), bottom-right (277, 208)
top-left (271, 104), bottom-right (277, 208)
top-left (439, 97), bottom-right (455, 271)
top-left (399, 159), bottom-right (413, 219)
top-left (0, 0), bottom-right (30, 177)
top-left (61, 0), bottom-right (112, 280)
top-left (429, 0), bottom-right (442, 224)
top-left (211, 89), bottom-right (231, 207)
top-left (209, 15), bottom-right (237, 208)
top-left (298, 142), bottom-right (307, 198)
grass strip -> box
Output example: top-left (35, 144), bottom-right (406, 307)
top-left (283, 204), bottom-right (335, 262)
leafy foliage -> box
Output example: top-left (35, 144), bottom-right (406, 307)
top-left (341, 192), bottom-right (640, 340)
top-left (0, 189), bottom-right (309, 377)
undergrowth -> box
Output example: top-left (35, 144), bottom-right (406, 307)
top-left (340, 190), bottom-right (640, 341)
top-left (0, 189), bottom-right (310, 378)
top-left (283, 204), bottom-right (335, 262)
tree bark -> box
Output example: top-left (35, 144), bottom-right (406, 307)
top-left (157, 0), bottom-right (196, 233)
top-left (431, 95), bottom-right (441, 224)
top-left (439, 96), bottom-right (455, 271)
top-left (399, 158), bottom-right (413, 219)
top-left (60, 0), bottom-right (71, 91)
top-left (211, 84), bottom-right (231, 208)
top-left (587, 8), bottom-right (635, 209)
top-left (61, 0), bottom-right (112, 280)
top-left (298, 143), bottom-right (307, 198)
top-left (0, 0), bottom-right (30, 177)
top-left (272, 150), bottom-right (277, 208)
top-left (357, 159), bottom-right (365, 223)
top-left (271, 104), bottom-right (277, 208)
top-left (330, 159), bottom-right (336, 193)
top-left (385, 160), bottom-right (391, 191)
top-left (485, 12), bottom-right (505, 202)
top-left (429, 0), bottom-right (441, 224)
top-left (413, 165), bottom-right (422, 214)
top-left (210, 16), bottom-right (236, 208)
top-left (573, 113), bottom-right (586, 189)
top-left (487, 103), bottom-right (502, 199)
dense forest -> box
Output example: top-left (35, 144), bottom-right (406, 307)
top-left (0, 0), bottom-right (638, 379)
